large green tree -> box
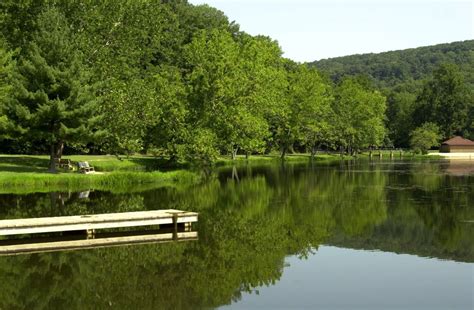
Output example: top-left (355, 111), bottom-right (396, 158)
top-left (332, 78), bottom-right (387, 154)
top-left (409, 122), bottom-right (442, 154)
top-left (0, 40), bottom-right (15, 138)
top-left (288, 65), bottom-right (334, 157)
top-left (184, 30), bottom-right (286, 160)
top-left (414, 63), bottom-right (473, 139)
top-left (146, 65), bottom-right (188, 161)
top-left (3, 8), bottom-right (96, 171)
top-left (184, 29), bottom-right (241, 158)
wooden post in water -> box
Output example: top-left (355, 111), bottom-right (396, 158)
top-left (87, 229), bottom-right (95, 239)
top-left (172, 213), bottom-right (178, 241)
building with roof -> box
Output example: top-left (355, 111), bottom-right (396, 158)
top-left (439, 136), bottom-right (474, 153)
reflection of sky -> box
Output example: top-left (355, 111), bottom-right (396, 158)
top-left (223, 246), bottom-right (473, 309)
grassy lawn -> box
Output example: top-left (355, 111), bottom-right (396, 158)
top-left (0, 155), bottom-right (196, 194)
top-left (0, 154), bottom-right (184, 173)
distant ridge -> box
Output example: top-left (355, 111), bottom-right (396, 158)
top-left (310, 40), bottom-right (474, 88)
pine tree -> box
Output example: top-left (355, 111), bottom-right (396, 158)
top-left (0, 40), bottom-right (15, 138)
top-left (4, 8), bottom-right (96, 171)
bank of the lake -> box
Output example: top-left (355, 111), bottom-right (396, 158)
top-left (0, 152), bottom-right (440, 193)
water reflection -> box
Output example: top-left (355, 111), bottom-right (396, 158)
top-left (0, 160), bottom-right (472, 309)
top-left (0, 229), bottom-right (198, 256)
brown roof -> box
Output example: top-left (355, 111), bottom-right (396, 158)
top-left (441, 136), bottom-right (474, 146)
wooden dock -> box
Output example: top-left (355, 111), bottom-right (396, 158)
top-left (0, 209), bottom-right (198, 236)
top-left (0, 230), bottom-right (198, 256)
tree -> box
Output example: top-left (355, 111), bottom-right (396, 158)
top-left (269, 59), bottom-right (299, 159)
top-left (146, 65), bottom-right (188, 161)
top-left (3, 8), bottom-right (96, 171)
top-left (288, 65), bottom-right (334, 157)
top-left (409, 122), bottom-right (442, 154)
top-left (183, 29), bottom-right (241, 159)
top-left (414, 63), bottom-right (472, 139)
top-left (232, 35), bottom-right (286, 158)
top-left (332, 78), bottom-right (387, 154)
top-left (386, 88), bottom-right (417, 148)
top-left (0, 40), bottom-right (15, 138)
top-left (184, 128), bottom-right (219, 171)
top-left (98, 78), bottom-right (161, 155)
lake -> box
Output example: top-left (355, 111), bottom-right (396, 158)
top-left (0, 160), bottom-right (472, 309)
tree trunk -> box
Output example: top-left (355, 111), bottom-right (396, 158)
top-left (231, 166), bottom-right (240, 182)
top-left (310, 145), bottom-right (317, 158)
top-left (49, 141), bottom-right (64, 173)
top-left (50, 192), bottom-right (66, 215)
top-left (289, 144), bottom-right (295, 154)
top-left (231, 146), bottom-right (238, 160)
top-left (280, 146), bottom-right (287, 160)
top-left (245, 152), bottom-right (249, 160)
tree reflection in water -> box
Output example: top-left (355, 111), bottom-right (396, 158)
top-left (0, 160), bottom-right (472, 309)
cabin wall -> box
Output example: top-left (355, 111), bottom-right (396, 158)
top-left (440, 145), bottom-right (474, 153)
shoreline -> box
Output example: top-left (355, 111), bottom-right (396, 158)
top-left (0, 153), bottom-right (443, 194)
top-left (428, 152), bottom-right (474, 160)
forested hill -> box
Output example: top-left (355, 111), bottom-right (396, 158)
top-left (311, 40), bottom-right (474, 147)
top-left (310, 40), bottom-right (474, 89)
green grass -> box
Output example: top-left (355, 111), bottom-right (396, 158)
top-left (0, 154), bottom-right (198, 194)
top-left (0, 170), bottom-right (199, 194)
top-left (0, 152), bottom-right (441, 194)
top-left (0, 154), bottom-right (182, 173)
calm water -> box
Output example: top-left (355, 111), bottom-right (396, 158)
top-left (0, 160), bottom-right (472, 309)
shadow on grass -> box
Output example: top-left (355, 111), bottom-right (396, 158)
top-left (0, 155), bottom-right (192, 173)
top-left (0, 156), bottom-right (50, 173)
top-left (128, 157), bottom-right (190, 171)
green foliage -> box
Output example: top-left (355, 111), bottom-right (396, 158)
top-left (146, 66), bottom-right (188, 159)
top-left (409, 122), bottom-right (442, 154)
top-left (414, 63), bottom-right (473, 139)
top-left (332, 78), bottom-right (387, 153)
top-left (2, 8), bottom-right (96, 169)
top-left (0, 39), bottom-right (15, 138)
top-left (312, 40), bottom-right (474, 89)
top-left (184, 128), bottom-right (219, 168)
top-left (312, 40), bottom-right (474, 147)
top-left (288, 65), bottom-right (334, 155)
top-left (386, 89), bottom-right (417, 147)
top-left (0, 0), bottom-right (401, 167)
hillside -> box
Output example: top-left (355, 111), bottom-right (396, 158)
top-left (311, 40), bottom-right (474, 89)
top-left (311, 40), bottom-right (474, 147)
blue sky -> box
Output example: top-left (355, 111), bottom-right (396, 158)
top-left (188, 0), bottom-right (473, 62)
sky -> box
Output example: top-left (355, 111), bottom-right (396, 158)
top-left (187, 0), bottom-right (474, 62)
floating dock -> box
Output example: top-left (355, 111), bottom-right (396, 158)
top-left (0, 209), bottom-right (198, 236)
